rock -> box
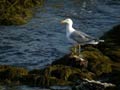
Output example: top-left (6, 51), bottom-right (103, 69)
top-left (98, 25), bottom-right (120, 62)
top-left (82, 46), bottom-right (112, 76)
top-left (0, 0), bottom-right (44, 25)
top-left (45, 65), bottom-right (94, 81)
top-left (72, 79), bottom-right (116, 90)
top-left (52, 55), bottom-right (88, 69)
top-left (52, 46), bottom-right (112, 76)
top-left (22, 75), bottom-right (72, 87)
top-left (0, 65), bottom-right (28, 85)
top-left (0, 65), bottom-right (28, 80)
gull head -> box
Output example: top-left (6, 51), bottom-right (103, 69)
top-left (61, 18), bottom-right (73, 25)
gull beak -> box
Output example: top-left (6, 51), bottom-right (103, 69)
top-left (61, 20), bottom-right (66, 24)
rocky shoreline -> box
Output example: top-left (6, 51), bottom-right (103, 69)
top-left (0, 25), bottom-right (120, 90)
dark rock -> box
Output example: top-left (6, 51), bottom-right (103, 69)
top-left (0, 65), bottom-right (28, 85)
top-left (0, 65), bottom-right (28, 80)
top-left (82, 47), bottom-right (112, 76)
top-left (52, 55), bottom-right (88, 69)
top-left (44, 65), bottom-right (95, 81)
top-left (29, 69), bottom-right (44, 75)
top-left (52, 46), bottom-right (112, 77)
top-left (98, 25), bottom-right (120, 62)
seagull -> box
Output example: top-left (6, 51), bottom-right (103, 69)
top-left (61, 18), bottom-right (104, 57)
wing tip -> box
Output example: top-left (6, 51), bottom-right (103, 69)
top-left (99, 40), bottom-right (104, 42)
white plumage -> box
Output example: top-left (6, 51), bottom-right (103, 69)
top-left (61, 18), bottom-right (104, 45)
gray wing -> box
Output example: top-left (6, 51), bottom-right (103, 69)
top-left (70, 30), bottom-right (97, 43)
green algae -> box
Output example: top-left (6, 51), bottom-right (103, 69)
top-left (82, 48), bottom-right (112, 76)
top-left (0, 0), bottom-right (44, 25)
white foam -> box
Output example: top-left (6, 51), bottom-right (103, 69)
top-left (84, 78), bottom-right (115, 87)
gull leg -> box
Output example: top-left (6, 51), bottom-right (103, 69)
top-left (76, 45), bottom-right (79, 56)
top-left (78, 45), bottom-right (84, 61)
top-left (74, 45), bottom-right (77, 55)
top-left (70, 47), bottom-right (74, 56)
top-left (71, 45), bottom-right (76, 56)
top-left (75, 44), bottom-right (80, 56)
top-left (70, 45), bottom-right (79, 56)
top-left (78, 44), bottom-right (81, 56)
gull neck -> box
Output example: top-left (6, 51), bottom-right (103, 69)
top-left (66, 24), bottom-right (75, 35)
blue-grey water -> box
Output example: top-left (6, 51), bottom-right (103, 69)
top-left (0, 0), bottom-right (120, 89)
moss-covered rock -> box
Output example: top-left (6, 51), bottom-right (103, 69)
top-left (0, 65), bottom-right (28, 80)
top-left (52, 54), bottom-right (88, 69)
top-left (46, 65), bottom-right (94, 80)
top-left (52, 46), bottom-right (112, 77)
top-left (42, 77), bottom-right (72, 86)
top-left (82, 46), bottom-right (112, 76)
top-left (27, 65), bottom-right (94, 86)
top-left (44, 65), bottom-right (82, 81)
top-left (0, 0), bottom-right (44, 25)
top-left (0, 65), bottom-right (28, 85)
top-left (22, 75), bottom-right (72, 87)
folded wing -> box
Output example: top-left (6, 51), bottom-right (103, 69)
top-left (70, 30), bottom-right (98, 44)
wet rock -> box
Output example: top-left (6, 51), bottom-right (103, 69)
top-left (0, 65), bottom-right (28, 80)
top-left (98, 25), bottom-right (120, 62)
top-left (0, 0), bottom-right (44, 25)
top-left (52, 46), bottom-right (112, 77)
top-left (72, 79), bottom-right (116, 90)
top-left (82, 46), bottom-right (112, 76)
top-left (0, 65), bottom-right (28, 85)
top-left (22, 74), bottom-right (72, 87)
top-left (72, 80), bottom-right (116, 90)
top-left (44, 65), bottom-right (95, 82)
top-left (29, 69), bottom-right (44, 75)
top-left (52, 55), bottom-right (88, 69)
